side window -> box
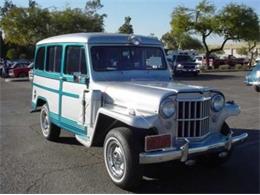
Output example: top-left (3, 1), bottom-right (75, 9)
top-left (64, 46), bottom-right (87, 75)
top-left (46, 46), bottom-right (62, 72)
top-left (35, 47), bottom-right (45, 70)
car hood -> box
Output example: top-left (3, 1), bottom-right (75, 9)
top-left (95, 80), bottom-right (210, 114)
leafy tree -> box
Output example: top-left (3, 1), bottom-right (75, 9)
top-left (0, 0), bottom-right (106, 58)
top-left (6, 48), bottom-right (18, 60)
top-left (236, 47), bottom-right (248, 56)
top-left (0, 0), bottom-right (15, 17)
top-left (169, 0), bottom-right (260, 67)
top-left (118, 16), bottom-right (134, 34)
top-left (161, 32), bottom-right (178, 49)
top-left (0, 30), bottom-right (4, 58)
top-left (161, 32), bottom-right (202, 50)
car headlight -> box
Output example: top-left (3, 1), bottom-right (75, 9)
top-left (256, 71), bottom-right (260, 78)
top-left (160, 99), bottom-right (176, 118)
top-left (177, 64), bottom-right (183, 68)
top-left (211, 94), bottom-right (225, 112)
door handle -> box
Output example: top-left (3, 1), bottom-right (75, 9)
top-left (60, 76), bottom-right (67, 81)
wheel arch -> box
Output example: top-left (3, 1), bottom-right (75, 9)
top-left (91, 113), bottom-right (129, 147)
top-left (91, 111), bottom-right (158, 147)
top-left (35, 96), bottom-right (48, 109)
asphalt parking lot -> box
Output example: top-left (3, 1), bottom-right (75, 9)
top-left (0, 71), bottom-right (259, 193)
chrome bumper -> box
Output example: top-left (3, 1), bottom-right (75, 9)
top-left (139, 132), bottom-right (248, 164)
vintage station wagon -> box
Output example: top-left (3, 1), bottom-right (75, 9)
top-left (31, 33), bottom-right (248, 189)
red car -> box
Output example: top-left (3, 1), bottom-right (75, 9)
top-left (8, 62), bottom-right (31, 78)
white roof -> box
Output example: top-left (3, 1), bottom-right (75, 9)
top-left (37, 33), bottom-right (162, 45)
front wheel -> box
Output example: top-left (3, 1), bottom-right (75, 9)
top-left (254, 85), bottom-right (260, 92)
top-left (40, 104), bottom-right (60, 141)
top-left (104, 127), bottom-right (143, 190)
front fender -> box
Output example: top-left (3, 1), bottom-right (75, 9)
top-left (214, 102), bottom-right (240, 131)
top-left (96, 107), bottom-right (158, 129)
top-left (87, 107), bottom-right (158, 146)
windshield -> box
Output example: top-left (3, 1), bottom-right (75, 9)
top-left (91, 46), bottom-right (167, 71)
top-left (176, 55), bottom-right (193, 62)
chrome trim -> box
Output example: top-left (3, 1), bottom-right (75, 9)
top-left (176, 97), bottom-right (211, 138)
top-left (139, 132), bottom-right (248, 164)
top-left (177, 116), bottom-right (209, 121)
top-left (176, 96), bottom-right (211, 102)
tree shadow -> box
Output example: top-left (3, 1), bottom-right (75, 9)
top-left (132, 128), bottom-right (260, 194)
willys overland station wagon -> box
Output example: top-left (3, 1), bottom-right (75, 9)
top-left (31, 33), bottom-right (248, 189)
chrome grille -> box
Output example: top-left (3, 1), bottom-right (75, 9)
top-left (177, 98), bottom-right (210, 138)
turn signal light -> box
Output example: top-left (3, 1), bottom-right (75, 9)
top-left (145, 134), bottom-right (171, 152)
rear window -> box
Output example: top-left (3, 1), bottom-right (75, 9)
top-left (64, 46), bottom-right (87, 75)
top-left (46, 46), bottom-right (62, 73)
top-left (35, 47), bottom-right (45, 70)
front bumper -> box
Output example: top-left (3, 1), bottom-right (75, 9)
top-left (244, 80), bottom-right (260, 86)
top-left (176, 68), bottom-right (199, 72)
top-left (139, 132), bottom-right (248, 164)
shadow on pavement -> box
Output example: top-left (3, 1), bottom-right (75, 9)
top-left (133, 128), bottom-right (260, 194)
top-left (54, 136), bottom-right (82, 146)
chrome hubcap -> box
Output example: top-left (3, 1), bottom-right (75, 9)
top-left (41, 110), bottom-right (49, 136)
top-left (106, 138), bottom-right (126, 180)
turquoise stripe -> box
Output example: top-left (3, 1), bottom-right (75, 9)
top-left (32, 83), bottom-right (79, 99)
top-left (33, 82), bottom-right (59, 93)
top-left (31, 102), bottom-right (36, 110)
top-left (62, 91), bottom-right (79, 98)
top-left (34, 69), bottom-right (60, 80)
top-left (49, 112), bottom-right (86, 136)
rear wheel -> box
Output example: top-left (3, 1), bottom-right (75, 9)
top-left (104, 127), bottom-right (143, 190)
top-left (40, 104), bottom-right (60, 141)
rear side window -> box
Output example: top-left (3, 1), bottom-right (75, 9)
top-left (35, 47), bottom-right (45, 70)
top-left (46, 46), bottom-right (62, 72)
top-left (64, 46), bottom-right (87, 75)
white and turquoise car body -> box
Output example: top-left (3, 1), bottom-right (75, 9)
top-left (31, 33), bottom-right (248, 188)
top-left (245, 64), bottom-right (260, 91)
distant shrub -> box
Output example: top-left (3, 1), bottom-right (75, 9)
top-left (235, 64), bottom-right (242, 69)
top-left (6, 48), bottom-right (18, 60)
top-left (218, 65), bottom-right (229, 70)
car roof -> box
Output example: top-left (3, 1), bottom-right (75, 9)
top-left (37, 33), bottom-right (162, 46)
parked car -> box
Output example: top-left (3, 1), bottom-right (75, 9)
top-left (195, 55), bottom-right (204, 69)
top-left (244, 63), bottom-right (260, 92)
top-left (253, 58), bottom-right (260, 67)
top-left (8, 61), bottom-right (31, 78)
top-left (211, 55), bottom-right (249, 69)
top-left (28, 62), bottom-right (34, 81)
top-left (31, 33), bottom-right (248, 189)
top-left (168, 54), bottom-right (200, 75)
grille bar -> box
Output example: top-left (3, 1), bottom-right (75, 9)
top-left (177, 99), bottom-right (210, 138)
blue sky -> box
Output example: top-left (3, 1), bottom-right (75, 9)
top-left (4, 0), bottom-right (260, 44)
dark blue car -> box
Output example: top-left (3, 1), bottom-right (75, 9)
top-left (245, 63), bottom-right (260, 92)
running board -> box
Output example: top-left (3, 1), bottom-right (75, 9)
top-left (75, 135), bottom-right (91, 147)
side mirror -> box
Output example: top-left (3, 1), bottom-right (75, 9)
top-left (73, 72), bottom-right (89, 85)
